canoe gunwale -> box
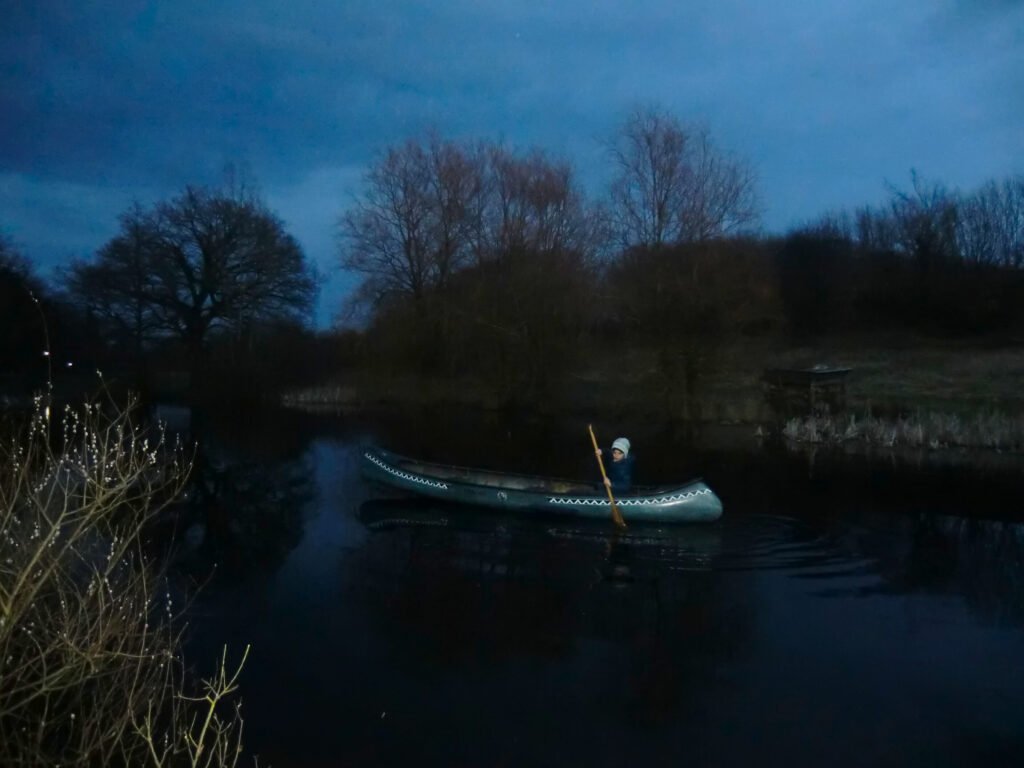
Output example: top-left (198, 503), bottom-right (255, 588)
top-left (362, 447), bottom-right (723, 523)
top-left (371, 447), bottom-right (704, 498)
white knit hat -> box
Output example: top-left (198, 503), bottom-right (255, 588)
top-left (611, 437), bottom-right (630, 456)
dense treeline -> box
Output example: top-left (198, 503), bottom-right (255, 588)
top-left (340, 112), bottom-right (1024, 411)
top-left (337, 109), bottom-right (765, 406)
top-left (2, 107), bottom-right (1022, 408)
top-left (778, 173), bottom-right (1024, 336)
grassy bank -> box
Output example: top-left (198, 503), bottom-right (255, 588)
top-left (707, 334), bottom-right (1024, 416)
top-left (778, 411), bottom-right (1024, 451)
top-left (283, 334), bottom-right (1024, 451)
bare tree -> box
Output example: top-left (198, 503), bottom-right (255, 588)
top-left (470, 146), bottom-right (596, 395)
top-left (608, 106), bottom-right (759, 248)
top-left (66, 205), bottom-right (162, 359)
top-left (69, 183), bottom-right (317, 372)
top-left (485, 145), bottom-right (593, 258)
top-left (426, 135), bottom-right (488, 282)
top-left (887, 171), bottom-right (960, 268)
top-left (608, 108), bottom-right (688, 248)
top-left (340, 137), bottom-right (483, 308)
top-left (995, 175), bottom-right (1024, 268)
top-left (678, 127), bottom-right (760, 242)
top-left (957, 175), bottom-right (1024, 268)
top-left (339, 135), bottom-right (601, 389)
top-left (853, 204), bottom-right (899, 253)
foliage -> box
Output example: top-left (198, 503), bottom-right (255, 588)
top-left (67, 181), bottom-right (318, 376)
top-left (0, 397), bottom-right (250, 766)
top-left (446, 247), bottom-right (595, 400)
top-left (341, 136), bottom-right (601, 394)
top-left (608, 239), bottom-right (778, 418)
top-left (781, 172), bottom-right (1024, 336)
top-left (775, 229), bottom-right (855, 337)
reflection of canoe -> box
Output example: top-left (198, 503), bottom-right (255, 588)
top-left (360, 448), bottom-right (723, 523)
top-left (358, 498), bottom-right (723, 546)
top-left (357, 499), bottom-right (454, 531)
top-left (356, 499), bottom-right (724, 572)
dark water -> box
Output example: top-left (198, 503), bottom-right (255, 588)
top-left (164, 405), bottom-right (1024, 768)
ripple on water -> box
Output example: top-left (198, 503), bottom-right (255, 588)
top-left (356, 505), bottom-right (882, 585)
top-left (686, 514), bottom-right (881, 583)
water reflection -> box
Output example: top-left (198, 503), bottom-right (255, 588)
top-left (166, 406), bottom-right (1024, 766)
top-left (177, 447), bottom-right (315, 578)
top-left (352, 500), bottom-right (749, 722)
top-left (166, 407), bottom-right (318, 581)
top-left (802, 513), bottom-right (1024, 626)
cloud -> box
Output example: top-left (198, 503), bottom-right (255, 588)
top-left (2, 0), bottom-right (1022, 317)
top-left (0, 172), bottom-right (145, 271)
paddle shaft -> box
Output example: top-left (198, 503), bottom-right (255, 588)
top-left (588, 424), bottom-right (627, 529)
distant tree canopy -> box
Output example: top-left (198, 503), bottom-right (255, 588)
top-left (334, 115), bottom-right (1023, 408)
top-left (782, 172), bottom-right (1024, 335)
top-left (335, 109), bottom-right (767, 401)
top-left (609, 238), bottom-right (777, 418)
top-left (608, 106), bottom-right (760, 248)
top-left (338, 135), bottom-right (601, 393)
top-left (68, 183), bottom-right (318, 371)
top-left (339, 136), bottom-right (599, 307)
top-left (808, 172), bottom-right (1024, 272)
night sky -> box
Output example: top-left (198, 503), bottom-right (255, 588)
top-left (2, 0), bottom-right (1021, 324)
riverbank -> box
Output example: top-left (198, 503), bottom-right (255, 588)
top-left (708, 333), bottom-right (1024, 416)
top-left (282, 334), bottom-right (1024, 452)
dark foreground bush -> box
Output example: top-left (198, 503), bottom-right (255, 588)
top-left (0, 397), bottom-right (250, 767)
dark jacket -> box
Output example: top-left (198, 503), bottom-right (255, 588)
top-left (604, 451), bottom-right (635, 494)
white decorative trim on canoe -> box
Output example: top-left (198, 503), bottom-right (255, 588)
top-left (365, 452), bottom-right (449, 490)
top-left (547, 487), bottom-right (712, 507)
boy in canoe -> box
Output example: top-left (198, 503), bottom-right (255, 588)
top-left (598, 437), bottom-right (634, 494)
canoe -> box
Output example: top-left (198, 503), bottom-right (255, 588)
top-left (360, 447), bottom-right (723, 523)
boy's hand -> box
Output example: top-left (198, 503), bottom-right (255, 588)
top-left (603, 477), bottom-right (612, 488)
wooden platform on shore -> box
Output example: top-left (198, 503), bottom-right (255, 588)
top-left (762, 365), bottom-right (851, 416)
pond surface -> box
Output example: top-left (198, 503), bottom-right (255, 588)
top-left (166, 406), bottom-right (1024, 767)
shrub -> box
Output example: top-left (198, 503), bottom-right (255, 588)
top-left (0, 396), bottom-right (249, 766)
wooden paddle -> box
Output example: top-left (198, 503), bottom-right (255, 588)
top-left (588, 424), bottom-right (627, 529)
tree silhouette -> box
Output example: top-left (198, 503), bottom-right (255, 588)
top-left (608, 106), bottom-right (760, 248)
top-left (0, 236), bottom-right (45, 376)
top-left (68, 182), bottom-right (317, 383)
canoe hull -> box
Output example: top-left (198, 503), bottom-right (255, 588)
top-left (361, 448), bottom-right (723, 524)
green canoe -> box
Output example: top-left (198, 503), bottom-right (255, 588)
top-left (360, 447), bottom-right (723, 524)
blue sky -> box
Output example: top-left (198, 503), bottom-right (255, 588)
top-left (2, 0), bottom-right (1021, 325)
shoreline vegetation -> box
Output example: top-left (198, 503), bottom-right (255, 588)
top-left (281, 337), bottom-right (1024, 455)
top-left (776, 411), bottom-right (1024, 452)
top-left (0, 399), bottom-right (249, 766)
